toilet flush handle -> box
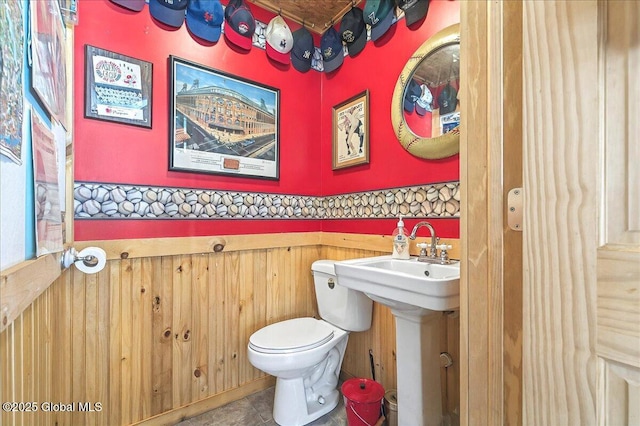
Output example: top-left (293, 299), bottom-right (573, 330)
top-left (328, 278), bottom-right (335, 289)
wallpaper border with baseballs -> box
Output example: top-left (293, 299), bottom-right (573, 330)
top-left (73, 181), bottom-right (460, 220)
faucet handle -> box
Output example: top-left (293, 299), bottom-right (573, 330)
top-left (436, 244), bottom-right (452, 263)
top-left (416, 243), bottom-right (429, 257)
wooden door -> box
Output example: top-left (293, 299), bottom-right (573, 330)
top-left (522, 1), bottom-right (639, 425)
top-left (595, 1), bottom-right (640, 423)
top-left (462, 1), bottom-right (639, 425)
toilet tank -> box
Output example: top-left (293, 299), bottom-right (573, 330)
top-left (311, 260), bottom-right (373, 332)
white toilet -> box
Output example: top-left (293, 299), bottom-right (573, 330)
top-left (247, 259), bottom-right (373, 426)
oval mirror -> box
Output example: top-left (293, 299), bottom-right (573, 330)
top-left (391, 23), bottom-right (460, 159)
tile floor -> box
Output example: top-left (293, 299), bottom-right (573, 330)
top-left (174, 385), bottom-right (348, 426)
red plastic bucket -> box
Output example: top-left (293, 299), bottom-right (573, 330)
top-left (341, 378), bottom-right (385, 426)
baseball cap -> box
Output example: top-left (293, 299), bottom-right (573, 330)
top-left (363, 0), bottom-right (394, 41)
top-left (149, 0), bottom-right (188, 28)
top-left (291, 26), bottom-right (314, 72)
top-left (186, 0), bottom-right (224, 42)
top-left (415, 83), bottom-right (433, 115)
top-left (339, 7), bottom-right (367, 57)
top-left (404, 78), bottom-right (421, 112)
top-left (396, 0), bottom-right (429, 27)
top-left (224, 0), bottom-right (256, 50)
top-left (437, 83), bottom-right (458, 114)
top-left (320, 27), bottom-right (344, 73)
top-left (110, 0), bottom-right (145, 12)
top-left (265, 16), bottom-right (294, 64)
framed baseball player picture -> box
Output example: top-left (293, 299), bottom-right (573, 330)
top-left (332, 90), bottom-right (369, 170)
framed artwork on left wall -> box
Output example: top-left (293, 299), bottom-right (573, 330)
top-left (84, 45), bottom-right (153, 128)
top-left (168, 56), bottom-right (280, 180)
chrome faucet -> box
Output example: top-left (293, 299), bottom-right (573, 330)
top-left (409, 221), bottom-right (438, 259)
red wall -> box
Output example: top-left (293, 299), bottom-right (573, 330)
top-left (73, 0), bottom-right (460, 241)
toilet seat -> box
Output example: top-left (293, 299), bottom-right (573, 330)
top-left (249, 317), bottom-right (335, 354)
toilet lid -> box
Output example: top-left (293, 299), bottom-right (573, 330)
top-left (249, 317), bottom-right (334, 354)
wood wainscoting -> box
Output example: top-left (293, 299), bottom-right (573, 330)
top-left (0, 232), bottom-right (459, 426)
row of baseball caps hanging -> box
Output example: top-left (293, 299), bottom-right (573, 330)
top-left (110, 0), bottom-right (430, 73)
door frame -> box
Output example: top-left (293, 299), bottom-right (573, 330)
top-left (460, 1), bottom-right (523, 424)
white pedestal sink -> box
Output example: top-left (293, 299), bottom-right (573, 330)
top-left (334, 256), bottom-right (460, 426)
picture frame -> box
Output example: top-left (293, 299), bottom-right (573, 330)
top-left (31, 0), bottom-right (67, 128)
top-left (84, 45), bottom-right (153, 128)
top-left (332, 90), bottom-right (370, 170)
top-left (169, 56), bottom-right (280, 180)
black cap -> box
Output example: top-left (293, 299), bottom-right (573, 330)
top-left (437, 83), bottom-right (458, 114)
top-left (396, 0), bottom-right (429, 27)
top-left (404, 78), bottom-right (421, 112)
top-left (340, 7), bottom-right (367, 57)
top-left (291, 26), bottom-right (314, 72)
top-left (224, 0), bottom-right (256, 50)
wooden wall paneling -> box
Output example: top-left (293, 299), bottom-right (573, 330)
top-left (32, 294), bottom-right (41, 426)
top-left (120, 259), bottom-right (134, 423)
top-left (83, 269), bottom-right (98, 425)
top-left (265, 249), bottom-right (281, 325)
top-left (129, 258), bottom-right (150, 421)
top-left (108, 260), bottom-right (122, 425)
top-left (0, 236), bottom-right (458, 425)
top-left (96, 262), bottom-right (110, 426)
top-left (1, 322), bottom-right (10, 426)
top-left (251, 250), bottom-right (268, 382)
top-left (52, 268), bottom-right (72, 426)
top-left (237, 250), bottom-right (254, 386)
top-left (173, 255), bottom-right (194, 408)
top-left (445, 314), bottom-right (460, 418)
top-left (192, 254), bottom-right (210, 400)
top-left (71, 268), bottom-right (86, 425)
top-left (22, 305), bottom-right (33, 426)
top-left (140, 258), bottom-right (154, 420)
top-left (152, 257), bottom-right (174, 415)
top-left (208, 253), bottom-right (226, 395)
top-left (287, 247), bottom-right (299, 320)
top-left (13, 313), bottom-right (23, 426)
top-left (305, 246), bottom-right (322, 318)
top-left (224, 252), bottom-right (240, 390)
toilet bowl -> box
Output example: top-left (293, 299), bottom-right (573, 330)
top-left (247, 260), bottom-right (373, 426)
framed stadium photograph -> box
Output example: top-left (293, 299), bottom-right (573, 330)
top-left (168, 56), bottom-right (280, 180)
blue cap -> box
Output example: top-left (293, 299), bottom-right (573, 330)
top-left (320, 27), bottom-right (344, 73)
top-left (186, 0), bottom-right (224, 42)
top-left (149, 0), bottom-right (188, 28)
top-left (364, 0), bottom-right (395, 41)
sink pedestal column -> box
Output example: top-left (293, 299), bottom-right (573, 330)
top-left (392, 309), bottom-right (443, 426)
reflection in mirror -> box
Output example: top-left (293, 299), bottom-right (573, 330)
top-left (403, 44), bottom-right (459, 138)
top-left (391, 23), bottom-right (460, 159)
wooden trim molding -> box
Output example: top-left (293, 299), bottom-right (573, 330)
top-left (0, 254), bottom-right (61, 333)
top-left (132, 376), bottom-right (275, 426)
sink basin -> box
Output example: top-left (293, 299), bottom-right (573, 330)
top-left (334, 255), bottom-right (460, 313)
top-left (334, 255), bottom-right (460, 425)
